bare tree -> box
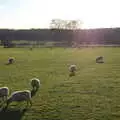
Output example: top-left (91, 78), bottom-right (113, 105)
top-left (50, 19), bottom-right (83, 29)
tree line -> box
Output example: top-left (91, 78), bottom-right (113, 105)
top-left (0, 27), bottom-right (120, 47)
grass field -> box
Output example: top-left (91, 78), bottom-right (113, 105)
top-left (0, 47), bottom-right (120, 120)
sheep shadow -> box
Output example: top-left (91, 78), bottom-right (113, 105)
top-left (5, 62), bottom-right (13, 65)
top-left (0, 89), bottom-right (38, 120)
top-left (0, 107), bottom-right (27, 120)
top-left (96, 61), bottom-right (104, 64)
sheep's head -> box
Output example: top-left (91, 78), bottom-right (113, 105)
top-left (69, 65), bottom-right (77, 72)
top-left (8, 57), bottom-right (15, 64)
top-left (30, 78), bottom-right (40, 91)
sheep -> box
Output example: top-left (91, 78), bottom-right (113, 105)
top-left (0, 87), bottom-right (9, 102)
top-left (8, 57), bottom-right (15, 64)
top-left (96, 56), bottom-right (104, 63)
top-left (30, 78), bottom-right (40, 91)
top-left (6, 90), bottom-right (32, 107)
top-left (69, 65), bottom-right (77, 77)
top-left (69, 65), bottom-right (77, 73)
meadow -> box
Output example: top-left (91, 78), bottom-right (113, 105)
top-left (0, 47), bottom-right (120, 120)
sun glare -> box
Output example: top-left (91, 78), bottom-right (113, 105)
top-left (0, 0), bottom-right (120, 29)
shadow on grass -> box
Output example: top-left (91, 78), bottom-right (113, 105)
top-left (0, 107), bottom-right (27, 120)
top-left (96, 61), bottom-right (104, 64)
top-left (0, 89), bottom-right (39, 120)
top-left (5, 63), bottom-right (13, 65)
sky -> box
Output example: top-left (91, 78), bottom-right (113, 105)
top-left (0, 0), bottom-right (120, 29)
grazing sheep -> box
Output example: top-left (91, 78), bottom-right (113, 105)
top-left (7, 90), bottom-right (32, 107)
top-left (69, 65), bottom-right (77, 77)
top-left (30, 78), bottom-right (40, 91)
top-left (8, 57), bottom-right (15, 64)
top-left (69, 65), bottom-right (77, 73)
top-left (96, 56), bottom-right (104, 63)
top-left (0, 87), bottom-right (9, 102)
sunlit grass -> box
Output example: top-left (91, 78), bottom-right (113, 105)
top-left (0, 47), bottom-right (120, 120)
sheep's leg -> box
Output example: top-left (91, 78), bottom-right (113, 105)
top-left (0, 97), bottom-right (3, 106)
top-left (4, 96), bottom-right (7, 102)
top-left (29, 99), bottom-right (32, 107)
top-left (30, 100), bottom-right (32, 106)
top-left (26, 101), bottom-right (28, 108)
top-left (26, 100), bottom-right (32, 108)
top-left (2, 97), bottom-right (4, 102)
top-left (6, 101), bottom-right (10, 109)
top-left (1, 96), bottom-right (6, 106)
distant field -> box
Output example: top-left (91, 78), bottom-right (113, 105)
top-left (11, 41), bottom-right (69, 48)
top-left (0, 47), bottom-right (120, 120)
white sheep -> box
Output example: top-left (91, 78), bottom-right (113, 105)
top-left (8, 57), bottom-right (15, 64)
top-left (69, 65), bottom-right (77, 77)
top-left (7, 90), bottom-right (32, 107)
top-left (0, 87), bottom-right (9, 102)
top-left (69, 65), bottom-right (77, 73)
top-left (30, 78), bottom-right (40, 91)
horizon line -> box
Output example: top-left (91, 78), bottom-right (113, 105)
top-left (0, 27), bottom-right (120, 30)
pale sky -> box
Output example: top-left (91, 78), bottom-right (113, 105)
top-left (0, 0), bottom-right (120, 29)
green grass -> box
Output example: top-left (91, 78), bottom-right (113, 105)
top-left (0, 47), bottom-right (120, 120)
